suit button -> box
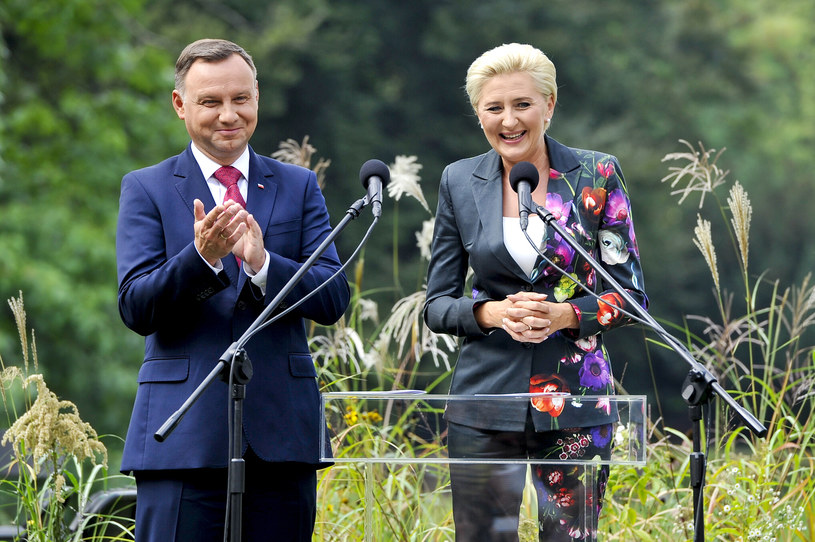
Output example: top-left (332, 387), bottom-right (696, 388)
top-left (523, 343), bottom-right (533, 349)
top-left (237, 301), bottom-right (247, 310)
top-left (523, 284), bottom-right (533, 291)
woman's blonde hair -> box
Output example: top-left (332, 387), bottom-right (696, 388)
top-left (465, 43), bottom-right (557, 113)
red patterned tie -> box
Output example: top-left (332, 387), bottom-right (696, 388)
top-left (213, 166), bottom-right (245, 266)
top-left (213, 166), bottom-right (246, 208)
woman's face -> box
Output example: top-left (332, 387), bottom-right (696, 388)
top-left (476, 72), bottom-right (555, 169)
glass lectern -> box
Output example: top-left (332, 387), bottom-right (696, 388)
top-left (315, 392), bottom-right (646, 542)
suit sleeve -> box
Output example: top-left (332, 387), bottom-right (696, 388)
top-left (567, 156), bottom-right (648, 339)
top-left (116, 171), bottom-right (230, 336)
top-left (261, 170), bottom-right (350, 326)
top-left (423, 166), bottom-right (490, 337)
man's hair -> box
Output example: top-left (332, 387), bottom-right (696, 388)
top-left (174, 39), bottom-right (257, 98)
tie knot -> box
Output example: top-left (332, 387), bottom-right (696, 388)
top-left (214, 166), bottom-right (241, 188)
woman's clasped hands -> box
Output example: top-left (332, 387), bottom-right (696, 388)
top-left (476, 291), bottom-right (579, 344)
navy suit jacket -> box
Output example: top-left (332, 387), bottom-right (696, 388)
top-left (116, 144), bottom-right (349, 473)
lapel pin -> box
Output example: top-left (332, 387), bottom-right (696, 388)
top-left (257, 184), bottom-right (265, 190)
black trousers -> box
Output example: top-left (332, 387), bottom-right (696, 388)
top-left (447, 417), bottom-right (613, 542)
top-left (134, 450), bottom-right (317, 542)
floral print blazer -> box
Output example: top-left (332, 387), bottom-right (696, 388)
top-left (423, 136), bottom-right (648, 431)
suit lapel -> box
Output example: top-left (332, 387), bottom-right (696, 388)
top-left (471, 151), bottom-right (529, 280)
top-left (172, 146), bottom-right (243, 285)
top-left (546, 135), bottom-right (583, 200)
top-left (529, 136), bottom-right (585, 282)
top-left (238, 148), bottom-right (278, 292)
top-left (245, 148), bottom-right (278, 232)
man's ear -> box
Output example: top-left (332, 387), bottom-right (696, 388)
top-left (171, 90), bottom-right (185, 120)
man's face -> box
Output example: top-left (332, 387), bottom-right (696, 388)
top-left (172, 54), bottom-right (258, 165)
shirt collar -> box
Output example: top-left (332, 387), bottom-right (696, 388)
top-left (190, 144), bottom-right (251, 182)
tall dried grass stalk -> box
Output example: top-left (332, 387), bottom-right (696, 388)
top-left (387, 155), bottom-right (430, 214)
top-left (271, 135), bottom-right (332, 188)
top-left (693, 214), bottom-right (720, 293)
top-left (727, 181), bottom-right (752, 272)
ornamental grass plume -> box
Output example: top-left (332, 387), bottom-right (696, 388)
top-left (1, 373), bottom-right (107, 478)
top-left (387, 155), bottom-right (430, 213)
top-left (271, 135), bottom-right (331, 189)
top-left (727, 181), bottom-right (752, 272)
top-left (1, 291), bottom-right (108, 471)
top-left (416, 217), bottom-right (435, 262)
top-left (661, 139), bottom-right (729, 208)
top-left (378, 290), bottom-right (457, 370)
top-left (692, 214), bottom-right (721, 294)
top-left (1, 292), bottom-right (109, 541)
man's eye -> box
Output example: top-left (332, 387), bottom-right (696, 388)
top-left (234, 96), bottom-right (249, 104)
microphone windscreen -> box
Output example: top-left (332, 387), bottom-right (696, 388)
top-left (508, 161), bottom-right (540, 193)
top-left (359, 159), bottom-right (391, 189)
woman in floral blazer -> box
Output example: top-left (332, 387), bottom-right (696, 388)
top-left (423, 43), bottom-right (648, 541)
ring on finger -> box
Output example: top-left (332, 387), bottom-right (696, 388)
top-left (526, 323), bottom-right (533, 331)
top-left (219, 231), bottom-right (228, 240)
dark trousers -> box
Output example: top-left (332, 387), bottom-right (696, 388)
top-left (447, 418), bottom-right (612, 542)
top-left (134, 451), bottom-right (317, 542)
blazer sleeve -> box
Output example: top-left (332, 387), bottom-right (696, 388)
top-left (566, 155), bottom-right (648, 339)
top-left (423, 165), bottom-right (490, 338)
top-left (116, 169), bottom-right (231, 336)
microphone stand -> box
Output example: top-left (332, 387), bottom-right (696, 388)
top-left (532, 204), bottom-right (766, 542)
top-left (154, 195), bottom-right (369, 542)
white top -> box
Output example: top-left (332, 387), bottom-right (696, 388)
top-left (503, 215), bottom-right (545, 278)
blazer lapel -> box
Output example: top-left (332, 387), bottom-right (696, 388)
top-left (172, 146), bottom-right (243, 284)
top-left (531, 136), bottom-right (584, 283)
top-left (546, 135), bottom-right (583, 200)
top-left (471, 151), bottom-right (529, 280)
top-left (239, 148), bottom-right (278, 292)
top-left (245, 147), bottom-right (278, 230)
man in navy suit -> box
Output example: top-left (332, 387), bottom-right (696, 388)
top-left (116, 39), bottom-right (350, 541)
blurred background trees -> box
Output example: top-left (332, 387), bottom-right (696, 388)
top-left (1, 0), bottom-right (813, 462)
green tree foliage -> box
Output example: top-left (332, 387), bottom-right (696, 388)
top-left (0, 0), bottom-right (187, 443)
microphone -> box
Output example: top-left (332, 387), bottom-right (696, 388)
top-left (509, 161), bottom-right (540, 231)
top-left (359, 159), bottom-right (391, 218)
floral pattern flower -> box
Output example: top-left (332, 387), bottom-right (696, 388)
top-left (590, 424), bottom-right (613, 448)
top-left (581, 186), bottom-right (606, 218)
top-left (596, 161), bottom-right (615, 179)
top-left (578, 351), bottom-right (611, 390)
top-left (543, 193), bottom-right (572, 226)
top-left (597, 292), bottom-right (625, 327)
top-left (560, 352), bottom-right (582, 366)
top-left (530, 373), bottom-right (570, 417)
top-left (574, 335), bottom-right (597, 352)
top-left (554, 273), bottom-right (579, 302)
top-left (596, 397), bottom-right (611, 415)
top-left (598, 229), bottom-right (630, 265)
top-left (604, 189), bottom-right (630, 226)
